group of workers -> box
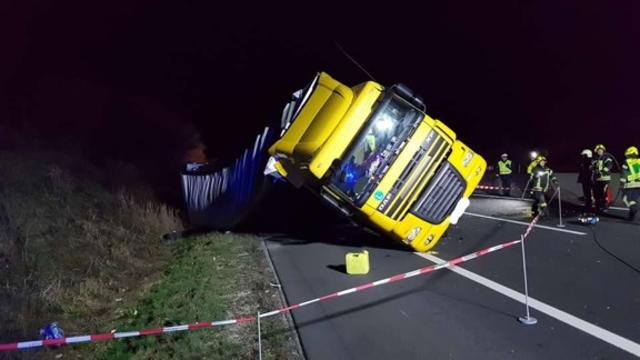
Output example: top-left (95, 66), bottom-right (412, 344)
top-left (496, 144), bottom-right (640, 221)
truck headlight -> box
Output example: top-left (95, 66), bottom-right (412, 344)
top-left (462, 151), bottom-right (474, 167)
top-left (424, 234), bottom-right (434, 246)
top-left (406, 226), bottom-right (422, 242)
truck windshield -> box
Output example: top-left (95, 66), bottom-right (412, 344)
top-left (331, 93), bottom-right (423, 205)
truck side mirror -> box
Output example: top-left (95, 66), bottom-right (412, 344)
top-left (392, 83), bottom-right (426, 111)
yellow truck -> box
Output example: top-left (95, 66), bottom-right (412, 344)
top-left (266, 72), bottom-right (486, 252)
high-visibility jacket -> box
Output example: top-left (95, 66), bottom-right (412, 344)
top-left (621, 156), bottom-right (640, 189)
top-left (593, 154), bottom-right (613, 181)
top-left (498, 159), bottom-right (512, 175)
top-left (527, 159), bottom-right (539, 175)
top-left (530, 164), bottom-right (557, 192)
top-left (365, 133), bottom-right (376, 153)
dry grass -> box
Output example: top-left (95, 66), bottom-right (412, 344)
top-left (0, 152), bottom-right (182, 360)
top-left (0, 152), bottom-right (301, 360)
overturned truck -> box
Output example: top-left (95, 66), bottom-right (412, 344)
top-left (266, 72), bottom-right (486, 252)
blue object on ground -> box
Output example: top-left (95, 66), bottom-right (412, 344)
top-left (39, 322), bottom-right (65, 340)
top-left (579, 214), bottom-right (599, 225)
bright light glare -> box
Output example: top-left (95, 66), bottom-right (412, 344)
top-left (375, 116), bottom-right (394, 132)
top-left (530, 151), bottom-right (538, 160)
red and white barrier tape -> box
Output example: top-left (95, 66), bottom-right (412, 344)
top-left (258, 238), bottom-right (522, 319)
top-left (476, 185), bottom-right (511, 191)
top-left (0, 318), bottom-right (256, 351)
top-left (523, 214), bottom-right (541, 238)
top-left (0, 236), bottom-right (526, 351)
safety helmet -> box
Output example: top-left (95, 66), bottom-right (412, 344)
top-left (594, 144), bottom-right (606, 152)
top-left (537, 156), bottom-right (547, 162)
top-left (580, 149), bottom-right (592, 158)
top-left (626, 146), bottom-right (639, 157)
top-left (501, 153), bottom-right (508, 158)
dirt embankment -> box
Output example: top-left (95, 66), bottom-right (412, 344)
top-left (0, 152), bottom-right (302, 359)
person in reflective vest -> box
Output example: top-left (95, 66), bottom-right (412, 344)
top-left (621, 146), bottom-right (640, 221)
top-left (523, 155), bottom-right (543, 198)
top-left (592, 144), bottom-right (614, 212)
top-left (577, 149), bottom-right (594, 211)
top-left (526, 156), bottom-right (540, 175)
top-left (529, 156), bottom-right (557, 217)
top-left (497, 153), bottom-right (512, 196)
top-left (365, 132), bottom-right (376, 155)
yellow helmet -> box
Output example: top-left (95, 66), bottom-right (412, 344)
top-left (626, 146), bottom-right (639, 157)
top-left (537, 156), bottom-right (547, 162)
top-left (594, 144), bottom-right (606, 152)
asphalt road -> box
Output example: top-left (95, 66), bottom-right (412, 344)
top-left (265, 195), bottom-right (640, 359)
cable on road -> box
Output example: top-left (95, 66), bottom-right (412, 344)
top-left (588, 226), bottom-right (640, 275)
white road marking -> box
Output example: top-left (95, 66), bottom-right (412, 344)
top-left (473, 193), bottom-right (534, 202)
top-left (607, 206), bottom-right (628, 211)
top-left (415, 252), bottom-right (640, 357)
top-left (464, 212), bottom-right (587, 236)
top-left (400, 310), bottom-right (409, 319)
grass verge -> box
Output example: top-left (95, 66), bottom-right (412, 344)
top-left (67, 233), bottom-right (303, 360)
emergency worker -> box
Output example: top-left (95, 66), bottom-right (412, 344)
top-left (353, 129), bottom-right (377, 165)
top-left (526, 156), bottom-right (541, 175)
top-left (497, 153), bottom-right (512, 196)
top-left (592, 144), bottom-right (614, 212)
top-left (529, 156), bottom-right (557, 217)
top-left (578, 149), bottom-right (594, 211)
top-left (620, 146), bottom-right (640, 221)
top-left (523, 155), bottom-right (542, 198)
top-left (365, 131), bottom-right (376, 157)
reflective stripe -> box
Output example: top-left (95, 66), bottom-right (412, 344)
top-left (594, 157), bottom-right (613, 181)
top-left (623, 195), bottom-right (637, 207)
top-left (531, 168), bottom-right (553, 191)
top-left (624, 182), bottom-right (640, 189)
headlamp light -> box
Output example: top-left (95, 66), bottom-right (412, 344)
top-left (462, 150), bottom-right (474, 167)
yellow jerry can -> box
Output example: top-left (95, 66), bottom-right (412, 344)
top-left (345, 250), bottom-right (369, 275)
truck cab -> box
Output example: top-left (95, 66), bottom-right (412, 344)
top-left (267, 72), bottom-right (486, 252)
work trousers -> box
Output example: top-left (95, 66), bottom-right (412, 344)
top-left (580, 181), bottom-right (593, 210)
top-left (593, 180), bottom-right (609, 211)
top-left (623, 188), bottom-right (640, 221)
top-left (532, 191), bottom-right (548, 217)
top-left (499, 174), bottom-right (512, 196)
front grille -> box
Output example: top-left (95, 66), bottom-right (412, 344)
top-left (378, 130), bottom-right (450, 220)
top-left (411, 162), bottom-right (465, 224)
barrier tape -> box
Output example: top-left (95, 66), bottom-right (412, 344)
top-left (3, 206), bottom-right (552, 352)
top-left (0, 318), bottom-right (256, 351)
top-left (258, 238), bottom-right (522, 319)
top-left (0, 236), bottom-right (526, 351)
top-left (477, 185), bottom-right (511, 191)
top-left (523, 214), bottom-right (540, 238)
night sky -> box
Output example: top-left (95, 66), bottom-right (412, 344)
top-left (1, 1), bottom-right (638, 172)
